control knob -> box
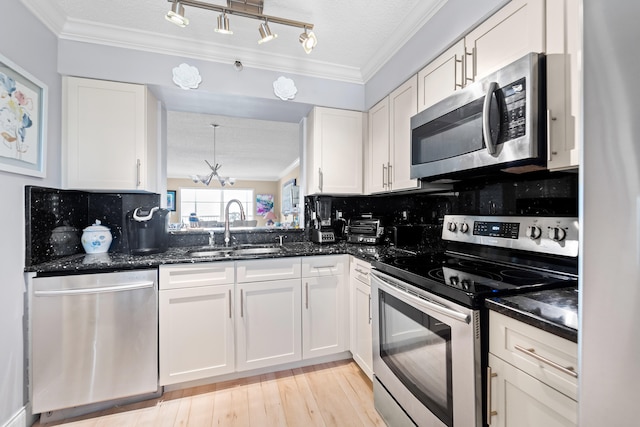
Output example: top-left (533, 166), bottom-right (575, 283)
top-left (447, 221), bottom-right (457, 232)
top-left (548, 226), bottom-right (567, 242)
top-left (525, 225), bottom-right (542, 240)
top-left (460, 222), bottom-right (469, 233)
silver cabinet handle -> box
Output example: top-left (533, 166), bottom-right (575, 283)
top-left (136, 158), bottom-right (141, 187)
top-left (482, 81), bottom-right (499, 155)
top-left (487, 366), bottom-right (498, 424)
top-left (313, 265), bottom-right (336, 270)
top-left (228, 289), bottom-right (232, 319)
top-left (387, 162), bottom-right (392, 187)
top-left (240, 289), bottom-right (244, 318)
top-left (318, 168), bottom-right (323, 192)
top-left (514, 345), bottom-right (578, 378)
top-left (546, 109), bottom-right (558, 161)
top-left (354, 268), bottom-right (369, 276)
top-left (465, 47), bottom-right (476, 83)
top-left (305, 282), bottom-right (309, 309)
top-left (454, 55), bottom-right (464, 89)
top-left (382, 163), bottom-right (387, 188)
top-left (368, 294), bottom-right (372, 324)
top-left (34, 281), bottom-right (154, 296)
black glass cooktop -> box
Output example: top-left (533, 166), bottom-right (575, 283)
top-left (373, 252), bottom-right (578, 308)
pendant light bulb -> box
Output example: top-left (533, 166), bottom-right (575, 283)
top-left (215, 12), bottom-right (233, 34)
top-left (299, 29), bottom-right (317, 54)
top-left (166, 1), bottom-right (189, 27)
top-left (258, 21), bottom-right (278, 44)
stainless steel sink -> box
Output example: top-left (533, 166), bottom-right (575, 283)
top-left (186, 245), bottom-right (284, 258)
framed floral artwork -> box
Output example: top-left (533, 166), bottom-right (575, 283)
top-left (256, 194), bottom-right (274, 216)
top-left (0, 53), bottom-right (47, 177)
top-left (167, 190), bottom-right (176, 211)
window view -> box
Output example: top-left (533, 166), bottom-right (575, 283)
top-left (180, 188), bottom-right (254, 226)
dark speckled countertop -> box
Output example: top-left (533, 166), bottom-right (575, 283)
top-left (24, 241), bottom-right (390, 275)
top-left (486, 286), bottom-right (579, 342)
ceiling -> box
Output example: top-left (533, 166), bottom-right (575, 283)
top-left (21, 0), bottom-right (449, 181)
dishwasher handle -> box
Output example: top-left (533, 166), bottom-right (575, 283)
top-left (34, 281), bottom-right (155, 297)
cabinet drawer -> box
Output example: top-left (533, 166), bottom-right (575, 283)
top-left (302, 255), bottom-right (347, 277)
top-left (159, 262), bottom-right (235, 290)
top-left (490, 311), bottom-right (578, 400)
top-left (236, 258), bottom-right (301, 283)
top-left (350, 257), bottom-right (371, 285)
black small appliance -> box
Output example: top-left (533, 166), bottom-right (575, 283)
top-left (126, 206), bottom-right (169, 255)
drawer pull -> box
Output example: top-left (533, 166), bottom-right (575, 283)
top-left (514, 344), bottom-right (578, 378)
top-left (354, 267), bottom-right (369, 276)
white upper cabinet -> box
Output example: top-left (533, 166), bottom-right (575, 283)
top-left (62, 77), bottom-right (158, 192)
top-left (367, 76), bottom-right (419, 193)
top-left (464, 0), bottom-right (545, 83)
top-left (417, 39), bottom-right (466, 112)
top-left (306, 107), bottom-right (364, 195)
top-left (418, 0), bottom-right (545, 113)
top-left (545, 0), bottom-right (581, 171)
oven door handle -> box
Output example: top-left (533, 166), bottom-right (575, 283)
top-left (482, 81), bottom-right (499, 155)
top-left (371, 271), bottom-right (471, 324)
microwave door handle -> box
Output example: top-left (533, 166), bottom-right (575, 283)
top-left (482, 81), bottom-right (499, 155)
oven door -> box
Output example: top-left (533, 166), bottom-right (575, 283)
top-left (371, 270), bottom-right (482, 427)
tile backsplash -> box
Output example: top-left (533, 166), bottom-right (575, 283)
top-left (25, 186), bottom-right (159, 266)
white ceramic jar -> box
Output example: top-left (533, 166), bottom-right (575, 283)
top-left (81, 220), bottom-right (113, 254)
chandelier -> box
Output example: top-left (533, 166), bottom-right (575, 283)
top-left (191, 124), bottom-right (235, 187)
top-left (165, 0), bottom-right (317, 53)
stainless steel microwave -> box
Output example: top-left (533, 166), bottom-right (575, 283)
top-left (410, 53), bottom-right (546, 181)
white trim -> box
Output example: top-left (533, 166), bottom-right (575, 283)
top-left (3, 406), bottom-right (26, 427)
top-left (278, 158), bottom-right (300, 180)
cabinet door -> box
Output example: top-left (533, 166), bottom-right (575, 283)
top-left (63, 77), bottom-right (156, 191)
top-left (351, 278), bottom-right (373, 379)
top-left (367, 97), bottom-right (390, 194)
top-left (488, 354), bottom-right (578, 427)
top-left (159, 284), bottom-right (234, 385)
top-left (417, 39), bottom-right (466, 112)
top-left (236, 278), bottom-right (302, 371)
top-left (465, 0), bottom-right (545, 82)
top-left (307, 107), bottom-right (363, 195)
top-left (546, 0), bottom-right (581, 171)
top-left (389, 75), bottom-right (419, 192)
top-left (302, 274), bottom-right (348, 359)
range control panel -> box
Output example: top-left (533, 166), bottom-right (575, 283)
top-left (442, 215), bottom-right (579, 257)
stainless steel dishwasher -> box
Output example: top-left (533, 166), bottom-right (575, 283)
top-left (31, 269), bottom-right (158, 414)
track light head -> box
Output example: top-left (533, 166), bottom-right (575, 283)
top-left (166, 1), bottom-right (189, 27)
top-left (215, 12), bottom-right (233, 34)
top-left (258, 21), bottom-right (278, 44)
top-left (299, 29), bottom-right (317, 54)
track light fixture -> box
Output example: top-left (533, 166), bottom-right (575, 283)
top-left (258, 21), bottom-right (277, 44)
top-left (164, 0), bottom-right (316, 53)
top-left (215, 12), bottom-right (233, 34)
top-left (166, 1), bottom-right (189, 27)
top-left (299, 28), bottom-right (317, 54)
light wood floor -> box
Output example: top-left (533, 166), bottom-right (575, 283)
top-left (33, 360), bottom-right (386, 427)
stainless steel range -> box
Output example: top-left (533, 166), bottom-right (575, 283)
top-left (371, 215), bottom-right (579, 427)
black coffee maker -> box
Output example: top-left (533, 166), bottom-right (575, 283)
top-left (126, 207), bottom-right (169, 255)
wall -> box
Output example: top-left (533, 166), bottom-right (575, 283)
top-left (581, 1), bottom-right (640, 425)
top-left (167, 178), bottom-right (278, 227)
top-left (0, 2), bottom-right (61, 425)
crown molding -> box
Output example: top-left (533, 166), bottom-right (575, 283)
top-left (360, 0), bottom-right (448, 82)
top-left (20, 0), bottom-right (67, 35)
top-left (278, 158), bottom-right (300, 180)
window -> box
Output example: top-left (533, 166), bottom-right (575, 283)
top-left (180, 188), bottom-right (254, 224)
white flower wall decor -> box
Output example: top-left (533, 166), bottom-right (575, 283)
top-left (273, 76), bottom-right (297, 100)
top-left (172, 63), bottom-right (202, 90)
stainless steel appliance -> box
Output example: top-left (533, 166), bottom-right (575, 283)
top-left (347, 218), bottom-right (384, 245)
top-left (31, 270), bottom-right (158, 414)
top-left (410, 53), bottom-right (546, 181)
top-left (311, 198), bottom-right (335, 243)
top-left (126, 206), bottom-right (169, 254)
top-left (372, 215), bottom-right (578, 427)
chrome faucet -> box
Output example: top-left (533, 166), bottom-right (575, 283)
top-left (224, 199), bottom-right (246, 246)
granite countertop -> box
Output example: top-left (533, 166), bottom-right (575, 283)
top-left (486, 286), bottom-right (579, 342)
top-left (25, 241), bottom-right (391, 275)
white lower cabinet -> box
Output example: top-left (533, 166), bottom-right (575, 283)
top-left (349, 257), bottom-right (373, 379)
top-left (301, 255), bottom-right (349, 359)
top-left (159, 263), bottom-right (235, 385)
top-left (487, 311), bottom-right (578, 427)
top-left (235, 277), bottom-right (302, 371)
